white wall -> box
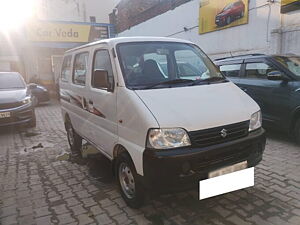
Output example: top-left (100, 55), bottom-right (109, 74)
top-left (36, 0), bottom-right (117, 23)
top-left (119, 0), bottom-right (300, 58)
top-left (36, 0), bottom-right (83, 22)
top-left (81, 0), bottom-right (121, 23)
top-left (281, 10), bottom-right (300, 55)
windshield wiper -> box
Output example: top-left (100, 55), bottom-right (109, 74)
top-left (143, 79), bottom-right (194, 89)
top-left (191, 77), bottom-right (227, 86)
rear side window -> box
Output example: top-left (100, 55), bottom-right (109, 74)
top-left (73, 52), bottom-right (89, 86)
top-left (92, 50), bottom-right (114, 90)
top-left (245, 62), bottom-right (277, 79)
top-left (219, 64), bottom-right (241, 77)
top-left (61, 56), bottom-right (72, 82)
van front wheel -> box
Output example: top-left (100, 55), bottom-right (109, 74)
top-left (115, 152), bottom-right (145, 208)
top-left (65, 121), bottom-right (82, 155)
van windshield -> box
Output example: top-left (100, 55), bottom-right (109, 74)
top-left (0, 73), bottom-right (25, 89)
top-left (117, 42), bottom-right (224, 90)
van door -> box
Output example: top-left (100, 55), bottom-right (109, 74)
top-left (69, 52), bottom-right (91, 136)
top-left (86, 48), bottom-right (117, 157)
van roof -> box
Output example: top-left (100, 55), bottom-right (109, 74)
top-left (66, 36), bottom-right (194, 53)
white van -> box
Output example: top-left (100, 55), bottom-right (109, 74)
top-left (60, 37), bottom-right (266, 208)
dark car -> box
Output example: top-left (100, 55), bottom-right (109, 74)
top-left (0, 72), bottom-right (36, 127)
top-left (215, 0), bottom-right (245, 27)
top-left (28, 83), bottom-right (50, 106)
top-left (214, 54), bottom-right (300, 143)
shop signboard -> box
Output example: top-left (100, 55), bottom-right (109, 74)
top-left (27, 21), bottom-right (109, 43)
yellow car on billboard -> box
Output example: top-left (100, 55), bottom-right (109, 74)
top-left (199, 0), bottom-right (249, 34)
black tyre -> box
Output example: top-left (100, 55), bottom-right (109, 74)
top-left (27, 111), bottom-right (36, 128)
top-left (294, 118), bottom-right (300, 145)
top-left (226, 16), bottom-right (232, 25)
top-left (115, 152), bottom-right (145, 208)
top-left (65, 119), bottom-right (82, 155)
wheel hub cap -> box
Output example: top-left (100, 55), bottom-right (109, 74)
top-left (119, 162), bottom-right (135, 199)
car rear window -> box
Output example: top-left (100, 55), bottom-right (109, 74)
top-left (0, 73), bottom-right (25, 89)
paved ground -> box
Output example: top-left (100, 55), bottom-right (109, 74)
top-left (0, 101), bottom-right (299, 225)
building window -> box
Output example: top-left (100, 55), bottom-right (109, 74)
top-left (90, 16), bottom-right (96, 23)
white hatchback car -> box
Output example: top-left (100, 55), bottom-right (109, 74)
top-left (60, 37), bottom-right (266, 208)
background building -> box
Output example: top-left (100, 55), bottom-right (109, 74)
top-left (111, 0), bottom-right (300, 59)
top-left (0, 0), bottom-right (118, 92)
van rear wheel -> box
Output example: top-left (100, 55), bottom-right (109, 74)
top-left (65, 120), bottom-right (82, 155)
top-left (115, 152), bottom-right (145, 208)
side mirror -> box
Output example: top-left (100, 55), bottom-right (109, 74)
top-left (267, 71), bottom-right (285, 81)
top-left (28, 83), bottom-right (37, 89)
top-left (93, 70), bottom-right (111, 90)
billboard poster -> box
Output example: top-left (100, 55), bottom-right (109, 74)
top-left (281, 0), bottom-right (300, 13)
top-left (199, 0), bottom-right (249, 34)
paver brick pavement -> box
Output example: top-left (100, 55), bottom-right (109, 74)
top-left (0, 101), bottom-right (299, 225)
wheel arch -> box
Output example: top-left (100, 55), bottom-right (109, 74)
top-left (112, 144), bottom-right (143, 177)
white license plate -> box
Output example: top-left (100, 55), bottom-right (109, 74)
top-left (199, 162), bottom-right (254, 200)
top-left (0, 112), bottom-right (11, 118)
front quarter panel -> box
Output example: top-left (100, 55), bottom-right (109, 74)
top-left (117, 87), bottom-right (159, 176)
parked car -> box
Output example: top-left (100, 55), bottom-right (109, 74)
top-left (0, 72), bottom-right (36, 127)
top-left (215, 0), bottom-right (245, 27)
top-left (28, 83), bottom-right (50, 106)
top-left (60, 37), bottom-right (266, 208)
top-left (215, 54), bottom-right (300, 143)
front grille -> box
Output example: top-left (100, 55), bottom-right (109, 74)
top-left (0, 102), bottom-right (23, 110)
top-left (191, 146), bottom-right (251, 172)
top-left (189, 121), bottom-right (249, 148)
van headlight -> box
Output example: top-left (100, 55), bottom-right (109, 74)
top-left (21, 97), bottom-right (31, 105)
top-left (249, 111), bottom-right (262, 132)
top-left (147, 128), bottom-right (191, 149)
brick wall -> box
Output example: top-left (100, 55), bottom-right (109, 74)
top-left (110, 0), bottom-right (191, 33)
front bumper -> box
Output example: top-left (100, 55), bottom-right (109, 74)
top-left (0, 103), bottom-right (34, 127)
top-left (141, 128), bottom-right (266, 193)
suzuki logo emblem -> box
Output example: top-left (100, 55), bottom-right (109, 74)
top-left (220, 129), bottom-right (227, 138)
